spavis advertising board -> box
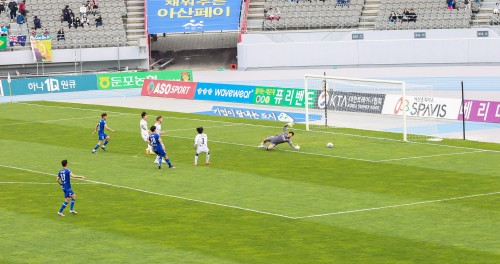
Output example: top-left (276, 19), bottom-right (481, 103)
top-left (141, 79), bottom-right (197, 99)
top-left (194, 83), bottom-right (254, 103)
top-left (458, 100), bottom-right (500, 123)
top-left (315, 91), bottom-right (386, 114)
top-left (1, 74), bottom-right (97, 96)
top-left (97, 70), bottom-right (192, 90)
top-left (382, 95), bottom-right (461, 120)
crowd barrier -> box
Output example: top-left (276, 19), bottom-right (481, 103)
top-left (0, 70), bottom-right (193, 96)
top-left (140, 80), bottom-right (500, 123)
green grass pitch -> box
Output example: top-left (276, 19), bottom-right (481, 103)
top-left (0, 101), bottom-right (499, 263)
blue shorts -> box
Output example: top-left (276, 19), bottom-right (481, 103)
top-left (98, 133), bottom-right (107, 141)
top-left (62, 188), bottom-right (75, 198)
top-left (154, 148), bottom-right (166, 157)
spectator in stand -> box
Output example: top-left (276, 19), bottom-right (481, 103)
top-left (265, 7), bottom-right (281, 21)
top-left (73, 17), bottom-right (81, 29)
top-left (19, 0), bottom-right (25, 16)
top-left (0, 23), bottom-right (8, 36)
top-left (43, 28), bottom-right (49, 37)
top-left (57, 28), bottom-right (65, 41)
top-left (68, 13), bottom-right (75, 28)
top-left (16, 11), bottom-right (24, 32)
top-left (408, 9), bottom-right (417, 22)
top-left (62, 5), bottom-right (71, 22)
top-left (79, 4), bottom-right (86, 17)
top-left (388, 11), bottom-right (397, 23)
top-left (29, 27), bottom-right (36, 36)
top-left (494, 2), bottom-right (499, 14)
top-left (81, 15), bottom-right (90, 27)
top-left (448, 0), bottom-right (454, 10)
top-left (464, 0), bottom-right (471, 10)
top-left (8, 0), bottom-right (18, 20)
top-left (33, 16), bottom-right (41, 30)
top-left (0, 2), bottom-right (5, 16)
top-left (95, 15), bottom-right (102, 28)
top-left (402, 8), bottom-right (409, 22)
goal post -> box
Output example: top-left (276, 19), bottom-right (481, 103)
top-left (304, 74), bottom-right (436, 142)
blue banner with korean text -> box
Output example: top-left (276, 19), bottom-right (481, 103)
top-left (1, 74), bottom-right (98, 96)
top-left (196, 106), bottom-right (323, 122)
top-left (146, 0), bottom-right (242, 34)
top-left (194, 82), bottom-right (254, 104)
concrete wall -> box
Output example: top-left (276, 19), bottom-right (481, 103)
top-left (237, 28), bottom-right (500, 69)
top-left (0, 46), bottom-right (149, 72)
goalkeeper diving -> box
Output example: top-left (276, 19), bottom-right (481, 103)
top-left (259, 123), bottom-right (300, 150)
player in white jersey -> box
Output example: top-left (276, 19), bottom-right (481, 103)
top-left (154, 116), bottom-right (167, 164)
top-left (194, 127), bottom-right (210, 166)
top-left (140, 112), bottom-right (153, 155)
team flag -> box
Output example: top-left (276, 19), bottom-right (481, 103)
top-left (0, 36), bottom-right (7, 50)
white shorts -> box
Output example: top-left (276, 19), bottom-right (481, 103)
top-left (196, 147), bottom-right (209, 154)
top-left (141, 133), bottom-right (149, 141)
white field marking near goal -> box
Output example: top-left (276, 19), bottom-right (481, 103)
top-left (0, 181), bottom-right (96, 185)
top-left (294, 191), bottom-right (500, 219)
top-left (1, 164), bottom-right (498, 220)
top-left (0, 164), bottom-right (295, 219)
top-left (16, 102), bottom-right (500, 155)
top-left (375, 150), bottom-right (488, 162)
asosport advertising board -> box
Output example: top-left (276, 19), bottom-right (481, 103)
top-left (141, 79), bottom-right (197, 99)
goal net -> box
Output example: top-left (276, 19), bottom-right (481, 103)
top-left (304, 75), bottom-right (440, 141)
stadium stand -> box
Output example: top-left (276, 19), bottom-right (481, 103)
top-left (375, 0), bottom-right (472, 30)
top-left (0, 0), bottom-right (144, 50)
top-left (261, 0), bottom-right (363, 30)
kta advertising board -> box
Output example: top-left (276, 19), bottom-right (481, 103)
top-left (458, 100), bottom-right (500, 123)
top-left (314, 90), bottom-right (386, 114)
top-left (382, 95), bottom-right (461, 120)
top-left (194, 83), bottom-right (254, 104)
top-left (1, 74), bottom-right (97, 96)
top-left (141, 79), bottom-right (197, 99)
top-left (97, 70), bottom-right (192, 90)
top-left (146, 0), bottom-right (242, 34)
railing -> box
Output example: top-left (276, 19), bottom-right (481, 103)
top-left (238, 0), bottom-right (251, 42)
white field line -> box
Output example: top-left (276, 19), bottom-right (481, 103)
top-left (167, 135), bottom-right (378, 163)
top-left (294, 191), bottom-right (500, 219)
top-left (0, 181), bottom-right (96, 185)
top-left (376, 150), bottom-right (488, 162)
top-left (0, 116), bottom-right (98, 126)
top-left (0, 164), bottom-right (295, 219)
top-left (15, 102), bottom-right (500, 156)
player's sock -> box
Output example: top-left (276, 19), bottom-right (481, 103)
top-left (58, 201), bottom-right (68, 213)
top-left (103, 140), bottom-right (109, 146)
top-left (93, 144), bottom-right (99, 152)
top-left (158, 158), bottom-right (162, 168)
top-left (165, 158), bottom-right (173, 168)
top-left (194, 154), bottom-right (199, 165)
top-left (70, 199), bottom-right (75, 211)
top-left (206, 152), bottom-right (210, 163)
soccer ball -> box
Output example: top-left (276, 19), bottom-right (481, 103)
top-left (327, 142), bottom-right (334, 148)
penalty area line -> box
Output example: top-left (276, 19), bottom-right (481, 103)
top-left (0, 164), bottom-right (295, 220)
top-left (376, 150), bottom-right (488, 162)
top-left (294, 191), bottom-right (500, 219)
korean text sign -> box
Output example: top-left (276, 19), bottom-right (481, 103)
top-left (146, 0), bottom-right (242, 34)
top-left (1, 74), bottom-right (97, 96)
top-left (97, 70), bottom-right (193, 90)
top-left (194, 82), bottom-right (254, 103)
top-left (252, 86), bottom-right (317, 108)
top-left (458, 100), bottom-right (500, 123)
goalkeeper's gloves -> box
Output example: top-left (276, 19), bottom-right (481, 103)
top-left (295, 145), bottom-right (300, 150)
top-left (287, 122), bottom-right (294, 127)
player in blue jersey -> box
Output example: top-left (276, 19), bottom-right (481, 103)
top-left (92, 113), bottom-right (115, 154)
top-left (148, 125), bottom-right (175, 169)
top-left (56, 160), bottom-right (86, 216)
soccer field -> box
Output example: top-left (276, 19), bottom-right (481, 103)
top-left (0, 101), bottom-right (499, 263)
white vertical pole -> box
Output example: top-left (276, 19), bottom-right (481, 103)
top-left (402, 82), bottom-right (407, 142)
top-left (305, 75), bottom-right (309, 131)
